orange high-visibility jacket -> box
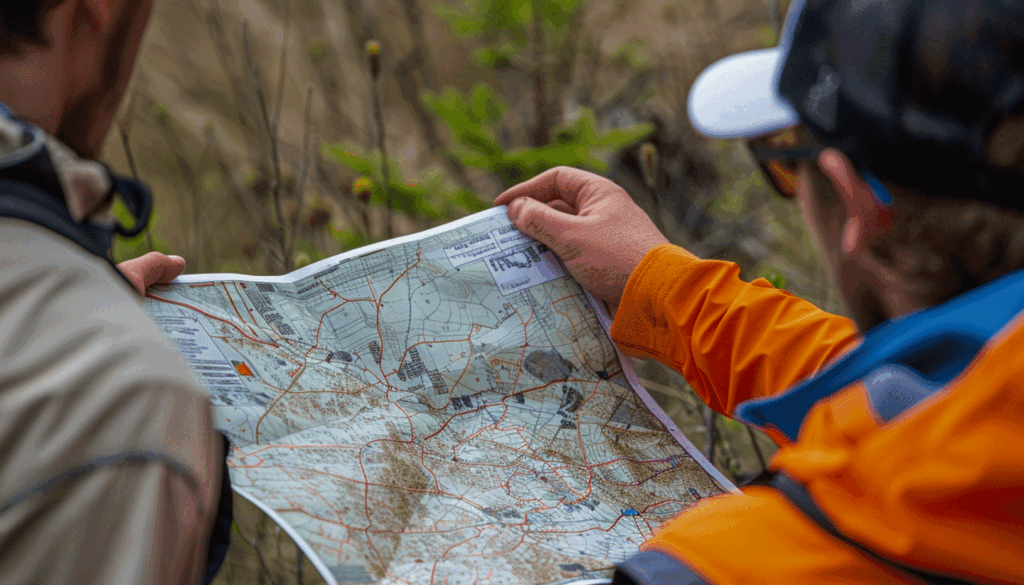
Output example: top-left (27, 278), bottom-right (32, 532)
top-left (609, 244), bottom-right (1024, 585)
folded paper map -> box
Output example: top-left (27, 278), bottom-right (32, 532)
top-left (143, 207), bottom-right (734, 585)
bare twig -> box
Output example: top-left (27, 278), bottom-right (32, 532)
top-left (768, 0), bottom-right (781, 36)
top-left (271, 0), bottom-right (292, 141)
top-left (116, 98), bottom-right (155, 252)
top-left (397, 0), bottom-right (438, 92)
top-left (746, 426), bottom-right (769, 471)
top-left (242, 20), bottom-right (290, 271)
top-left (594, 69), bottom-right (655, 120)
top-left (189, 139), bottom-right (214, 271)
top-left (287, 86), bottom-right (315, 260)
top-left (530, 0), bottom-right (549, 147)
top-left (367, 41), bottom-right (392, 239)
top-left (232, 522), bottom-right (280, 585)
top-left (203, 2), bottom-right (258, 132)
top-left (704, 407), bottom-right (718, 464)
top-left (207, 130), bottom-right (264, 230)
top-left (147, 101), bottom-right (206, 268)
top-left (206, 128), bottom-right (288, 270)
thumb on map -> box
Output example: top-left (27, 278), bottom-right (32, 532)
top-left (507, 197), bottom-right (574, 255)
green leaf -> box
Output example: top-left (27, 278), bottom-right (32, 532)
top-left (758, 266), bottom-right (788, 289)
top-left (451, 150), bottom-right (493, 168)
top-left (331, 228), bottom-right (369, 251)
top-left (432, 4), bottom-right (485, 38)
top-left (721, 417), bottom-right (745, 432)
top-left (449, 189), bottom-right (489, 213)
top-left (308, 39), bottom-right (329, 62)
top-left (597, 122), bottom-right (655, 150)
top-left (474, 47), bottom-right (511, 69)
top-left (112, 202), bottom-right (167, 264)
top-left (613, 38), bottom-right (651, 70)
top-left (323, 144), bottom-right (375, 176)
top-left (469, 82), bottom-right (506, 123)
top-left (543, 0), bottom-right (581, 28)
top-left (424, 86), bottom-right (504, 159)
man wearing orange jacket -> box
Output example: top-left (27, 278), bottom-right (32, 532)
top-left (496, 0), bottom-right (1024, 583)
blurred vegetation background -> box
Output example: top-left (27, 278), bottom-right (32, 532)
top-left (101, 0), bottom-right (850, 582)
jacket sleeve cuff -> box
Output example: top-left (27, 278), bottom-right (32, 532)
top-left (610, 243), bottom-right (702, 361)
top-left (613, 550), bottom-right (712, 585)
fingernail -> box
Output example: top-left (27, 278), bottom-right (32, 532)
top-left (169, 255), bottom-right (185, 262)
top-left (507, 199), bottom-right (525, 220)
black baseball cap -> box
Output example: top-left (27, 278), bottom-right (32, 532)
top-left (688, 0), bottom-right (1024, 209)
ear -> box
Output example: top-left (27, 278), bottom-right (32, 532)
top-left (817, 148), bottom-right (881, 257)
top-left (73, 0), bottom-right (117, 35)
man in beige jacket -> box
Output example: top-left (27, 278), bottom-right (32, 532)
top-left (0, 1), bottom-right (226, 582)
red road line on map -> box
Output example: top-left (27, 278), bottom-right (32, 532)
top-left (430, 527), bottom-right (484, 584)
top-left (305, 298), bottom-right (361, 357)
top-left (389, 336), bottom-right (470, 377)
top-left (551, 296), bottom-right (583, 341)
top-left (419, 380), bottom-right (567, 443)
top-left (373, 249), bottom-right (424, 407)
top-left (248, 453), bottom-right (671, 537)
top-left (146, 292), bottom-right (278, 347)
top-left (221, 282), bottom-right (257, 333)
top-left (254, 363), bottom-right (307, 444)
top-left (572, 378), bottom-right (605, 471)
top-left (379, 248), bottom-right (423, 301)
top-left (508, 304), bottom-right (533, 393)
top-left (642, 500), bottom-right (677, 514)
top-left (446, 341), bottom-right (476, 397)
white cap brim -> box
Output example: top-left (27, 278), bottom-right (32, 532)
top-left (687, 47), bottom-right (800, 139)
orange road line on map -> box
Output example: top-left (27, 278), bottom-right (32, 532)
top-left (221, 282), bottom-right (260, 334)
top-left (418, 379), bottom-right (565, 443)
top-left (446, 342), bottom-right (476, 400)
top-left (254, 362), bottom-right (307, 444)
top-left (146, 292), bottom-right (279, 347)
top-left (430, 526), bottom-right (484, 584)
top-left (507, 304), bottom-right (533, 393)
top-left (379, 248), bottom-right (423, 301)
top-left (371, 250), bottom-right (424, 407)
top-left (388, 336), bottom-right (470, 377)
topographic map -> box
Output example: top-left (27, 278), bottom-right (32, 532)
top-left (144, 207), bottom-right (734, 585)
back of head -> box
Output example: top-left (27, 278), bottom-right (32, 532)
top-left (0, 1), bottom-right (65, 55)
top-left (690, 0), bottom-right (1024, 309)
top-left (810, 0), bottom-right (1024, 306)
top-left (779, 0), bottom-right (1024, 208)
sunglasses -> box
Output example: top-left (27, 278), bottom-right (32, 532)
top-left (747, 129), bottom-right (824, 199)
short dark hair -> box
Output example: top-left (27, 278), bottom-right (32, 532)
top-left (0, 1), bottom-right (67, 55)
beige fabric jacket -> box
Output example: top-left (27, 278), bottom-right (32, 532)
top-left (0, 220), bottom-right (222, 584)
top-left (0, 111), bottom-right (221, 583)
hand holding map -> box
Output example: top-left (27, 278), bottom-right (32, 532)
top-left (144, 207), bottom-right (733, 585)
top-left (495, 167), bottom-right (676, 305)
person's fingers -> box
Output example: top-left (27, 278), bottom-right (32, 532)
top-left (494, 168), bottom-right (562, 206)
top-left (117, 252), bottom-right (186, 297)
top-left (548, 200), bottom-right (576, 215)
top-left (506, 197), bottom-right (579, 256)
top-left (494, 166), bottom-right (601, 208)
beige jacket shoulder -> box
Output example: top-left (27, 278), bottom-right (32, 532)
top-left (0, 219), bottom-right (221, 584)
